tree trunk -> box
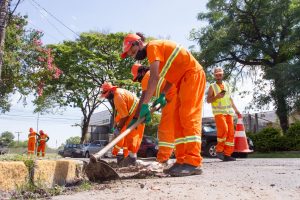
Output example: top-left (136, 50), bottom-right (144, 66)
top-left (274, 80), bottom-right (289, 132)
top-left (0, 0), bottom-right (9, 80)
top-left (81, 123), bottom-right (89, 144)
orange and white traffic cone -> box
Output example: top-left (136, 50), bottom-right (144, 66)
top-left (234, 115), bottom-right (253, 153)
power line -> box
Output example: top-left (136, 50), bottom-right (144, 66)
top-left (30, 0), bottom-right (80, 37)
top-left (1, 113), bottom-right (81, 121)
top-left (27, 21), bottom-right (61, 41)
top-left (28, 0), bottom-right (70, 40)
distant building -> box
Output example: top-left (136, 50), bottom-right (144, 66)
top-left (203, 110), bottom-right (300, 133)
top-left (88, 110), bottom-right (112, 142)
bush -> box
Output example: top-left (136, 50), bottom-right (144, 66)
top-left (249, 127), bottom-right (289, 152)
top-left (286, 121), bottom-right (300, 151)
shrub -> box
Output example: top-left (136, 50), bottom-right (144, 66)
top-left (286, 121), bottom-right (300, 150)
top-left (250, 127), bottom-right (287, 152)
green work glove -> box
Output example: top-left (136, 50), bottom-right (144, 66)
top-left (127, 118), bottom-right (138, 129)
top-left (139, 104), bottom-right (151, 124)
top-left (153, 93), bottom-right (167, 108)
top-left (111, 127), bottom-right (115, 133)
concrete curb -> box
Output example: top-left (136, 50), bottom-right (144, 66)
top-left (0, 161), bottom-right (28, 191)
top-left (0, 159), bottom-right (84, 191)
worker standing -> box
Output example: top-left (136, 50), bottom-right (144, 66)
top-left (37, 130), bottom-right (49, 157)
top-left (121, 32), bottom-right (206, 177)
top-left (27, 127), bottom-right (38, 157)
top-left (206, 67), bottom-right (240, 161)
top-left (100, 82), bottom-right (145, 166)
top-left (130, 63), bottom-right (176, 164)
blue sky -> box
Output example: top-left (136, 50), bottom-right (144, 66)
top-left (0, 0), bottom-right (253, 148)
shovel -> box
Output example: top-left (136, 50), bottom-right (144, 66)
top-left (85, 103), bottom-right (161, 181)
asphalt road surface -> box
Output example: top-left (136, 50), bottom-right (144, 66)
top-left (53, 158), bottom-right (300, 200)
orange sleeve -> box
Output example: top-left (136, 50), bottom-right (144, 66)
top-left (114, 93), bottom-right (129, 118)
top-left (141, 71), bottom-right (150, 91)
top-left (147, 41), bottom-right (164, 64)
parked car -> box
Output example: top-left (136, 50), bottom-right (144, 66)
top-left (58, 143), bottom-right (85, 158)
top-left (137, 136), bottom-right (158, 158)
top-left (201, 124), bottom-right (254, 158)
top-left (0, 144), bottom-right (8, 155)
top-left (83, 140), bottom-right (109, 158)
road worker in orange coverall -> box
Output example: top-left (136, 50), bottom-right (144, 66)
top-left (121, 32), bottom-right (206, 177)
top-left (100, 82), bottom-right (145, 166)
top-left (37, 130), bottom-right (49, 157)
top-left (207, 67), bottom-right (240, 161)
top-left (130, 63), bottom-right (176, 164)
top-left (28, 127), bottom-right (38, 157)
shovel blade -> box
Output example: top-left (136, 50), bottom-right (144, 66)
top-left (85, 159), bottom-right (119, 182)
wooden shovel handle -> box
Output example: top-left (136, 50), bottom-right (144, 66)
top-left (90, 103), bottom-right (160, 162)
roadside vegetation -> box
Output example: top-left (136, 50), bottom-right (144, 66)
top-left (247, 121), bottom-right (300, 156)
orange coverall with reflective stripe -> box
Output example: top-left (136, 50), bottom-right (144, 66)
top-left (37, 133), bottom-right (48, 157)
top-left (213, 83), bottom-right (235, 156)
top-left (28, 131), bottom-right (37, 155)
top-left (113, 88), bottom-right (145, 156)
top-left (141, 71), bottom-right (177, 162)
top-left (147, 40), bottom-right (206, 167)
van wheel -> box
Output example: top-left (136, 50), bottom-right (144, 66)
top-left (205, 142), bottom-right (217, 158)
top-left (85, 152), bottom-right (90, 158)
top-left (232, 152), bottom-right (248, 158)
top-left (146, 149), bottom-right (155, 157)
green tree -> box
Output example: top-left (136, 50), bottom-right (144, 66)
top-left (191, 0), bottom-right (300, 132)
top-left (34, 32), bottom-right (135, 143)
top-left (0, 131), bottom-right (14, 144)
top-left (144, 113), bottom-right (161, 138)
top-left (0, 14), bottom-right (50, 112)
top-left (65, 136), bottom-right (81, 144)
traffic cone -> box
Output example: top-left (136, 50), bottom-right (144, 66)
top-left (234, 115), bottom-right (253, 153)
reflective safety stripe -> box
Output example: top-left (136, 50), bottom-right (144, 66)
top-left (123, 147), bottom-right (128, 149)
top-left (225, 142), bottom-right (235, 147)
top-left (175, 135), bottom-right (202, 145)
top-left (28, 151), bottom-right (34, 153)
top-left (175, 137), bottom-right (185, 145)
top-left (114, 145), bottom-right (121, 150)
top-left (29, 136), bottom-right (36, 139)
top-left (185, 135), bottom-right (202, 143)
top-left (217, 137), bottom-right (226, 142)
top-left (212, 105), bottom-right (232, 109)
top-left (158, 141), bottom-right (174, 148)
top-left (155, 78), bottom-right (165, 97)
top-left (128, 99), bottom-right (138, 115)
top-left (159, 45), bottom-right (182, 79)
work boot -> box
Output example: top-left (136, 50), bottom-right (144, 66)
top-left (216, 152), bottom-right (225, 161)
top-left (117, 155), bottom-right (124, 166)
top-left (169, 163), bottom-right (202, 177)
top-left (163, 162), bottom-right (182, 174)
top-left (223, 155), bottom-right (236, 162)
top-left (118, 156), bottom-right (137, 167)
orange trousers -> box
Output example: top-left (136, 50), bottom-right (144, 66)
top-left (37, 143), bottom-right (46, 157)
top-left (27, 139), bottom-right (36, 155)
top-left (215, 114), bottom-right (235, 156)
top-left (174, 69), bottom-right (206, 167)
top-left (112, 117), bottom-right (145, 157)
top-left (156, 92), bottom-right (176, 162)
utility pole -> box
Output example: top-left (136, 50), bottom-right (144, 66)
top-left (0, 0), bottom-right (9, 80)
top-left (15, 131), bottom-right (21, 145)
top-left (36, 112), bottom-right (40, 133)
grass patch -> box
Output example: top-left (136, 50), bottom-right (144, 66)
top-left (248, 151), bottom-right (300, 158)
top-left (0, 153), bottom-right (61, 161)
top-left (78, 180), bottom-right (92, 191)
